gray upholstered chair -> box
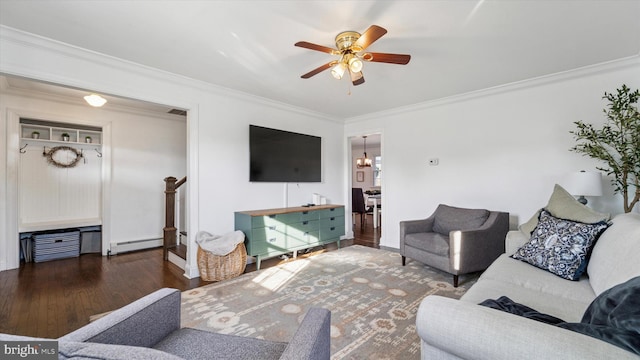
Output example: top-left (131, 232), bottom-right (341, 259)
top-left (400, 204), bottom-right (509, 287)
top-left (1, 288), bottom-right (331, 360)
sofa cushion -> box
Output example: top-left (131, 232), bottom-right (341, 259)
top-left (432, 204), bottom-right (489, 235)
top-left (59, 341), bottom-right (184, 360)
top-left (154, 328), bottom-right (287, 360)
top-left (461, 255), bottom-right (595, 321)
top-left (519, 184), bottom-right (610, 235)
top-left (587, 213), bottom-right (640, 296)
top-left (512, 210), bottom-right (609, 280)
top-left (404, 232), bottom-right (450, 256)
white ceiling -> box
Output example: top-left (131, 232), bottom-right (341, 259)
top-left (1, 0), bottom-right (639, 119)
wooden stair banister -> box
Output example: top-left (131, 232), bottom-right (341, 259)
top-left (164, 176), bottom-right (187, 260)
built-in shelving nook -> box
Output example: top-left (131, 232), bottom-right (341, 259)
top-left (19, 118), bottom-right (103, 263)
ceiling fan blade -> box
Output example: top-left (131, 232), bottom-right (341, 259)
top-left (295, 41), bottom-right (339, 55)
top-left (350, 71), bottom-right (365, 86)
top-left (353, 25), bottom-right (387, 51)
top-left (364, 52), bottom-right (411, 65)
top-left (301, 61), bottom-right (337, 79)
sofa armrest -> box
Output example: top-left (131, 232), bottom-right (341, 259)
top-left (450, 212), bottom-right (508, 273)
top-left (417, 295), bottom-right (638, 360)
top-left (400, 217), bottom-right (435, 235)
top-left (400, 216), bottom-right (435, 255)
top-left (280, 307), bottom-right (331, 360)
top-left (59, 288), bottom-right (181, 348)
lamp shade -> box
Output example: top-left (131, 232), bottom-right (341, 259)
top-left (563, 171), bottom-right (603, 197)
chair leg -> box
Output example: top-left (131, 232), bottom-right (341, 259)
top-left (453, 275), bottom-right (459, 288)
top-left (401, 256), bottom-right (406, 266)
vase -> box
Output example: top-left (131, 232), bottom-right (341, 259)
top-left (31, 133), bottom-right (40, 139)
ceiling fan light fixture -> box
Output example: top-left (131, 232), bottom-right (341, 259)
top-left (331, 62), bottom-right (346, 79)
top-left (296, 25), bottom-right (410, 86)
top-left (348, 56), bottom-right (363, 73)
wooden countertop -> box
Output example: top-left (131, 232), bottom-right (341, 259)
top-left (236, 204), bottom-right (343, 217)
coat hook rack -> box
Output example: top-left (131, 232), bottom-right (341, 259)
top-left (95, 148), bottom-right (102, 158)
top-left (20, 144), bottom-right (28, 153)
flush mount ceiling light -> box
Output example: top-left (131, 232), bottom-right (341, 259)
top-left (84, 94), bottom-right (107, 107)
top-left (295, 25), bottom-right (411, 86)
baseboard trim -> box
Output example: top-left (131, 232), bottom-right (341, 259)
top-left (109, 238), bottom-right (162, 255)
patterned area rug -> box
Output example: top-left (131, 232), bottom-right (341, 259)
top-left (181, 245), bottom-right (477, 359)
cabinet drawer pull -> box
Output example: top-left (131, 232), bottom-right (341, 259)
top-left (269, 226), bottom-right (276, 230)
top-left (269, 215), bottom-right (276, 218)
top-left (302, 211), bottom-right (309, 215)
top-left (330, 227), bottom-right (336, 231)
top-left (302, 221), bottom-right (309, 225)
top-left (330, 217), bottom-right (335, 221)
top-left (268, 238), bottom-right (277, 243)
top-left (329, 208), bottom-right (335, 212)
top-left (304, 231), bottom-right (310, 236)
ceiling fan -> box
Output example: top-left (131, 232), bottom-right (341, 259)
top-left (295, 25), bottom-right (411, 86)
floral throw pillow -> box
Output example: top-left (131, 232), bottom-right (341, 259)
top-left (511, 209), bottom-right (610, 280)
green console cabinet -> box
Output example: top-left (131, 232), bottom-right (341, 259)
top-left (234, 205), bottom-right (345, 270)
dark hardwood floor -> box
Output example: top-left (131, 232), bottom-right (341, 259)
top-left (0, 220), bottom-right (380, 338)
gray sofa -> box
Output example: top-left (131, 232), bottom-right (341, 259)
top-left (0, 288), bottom-right (331, 360)
top-left (416, 211), bottom-right (640, 360)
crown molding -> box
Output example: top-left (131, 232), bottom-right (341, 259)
top-left (0, 25), bottom-right (341, 124)
top-left (345, 54), bottom-right (640, 123)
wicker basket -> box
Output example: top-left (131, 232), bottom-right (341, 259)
top-left (197, 242), bottom-right (247, 282)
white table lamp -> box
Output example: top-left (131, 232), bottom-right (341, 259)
top-left (564, 170), bottom-right (603, 205)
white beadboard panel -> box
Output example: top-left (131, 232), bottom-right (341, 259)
top-left (19, 142), bottom-right (101, 229)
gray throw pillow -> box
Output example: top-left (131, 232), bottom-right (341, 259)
top-left (519, 184), bottom-right (610, 235)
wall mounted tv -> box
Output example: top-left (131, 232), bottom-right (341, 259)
top-left (249, 125), bottom-right (321, 182)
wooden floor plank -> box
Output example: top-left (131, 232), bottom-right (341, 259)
top-left (0, 222), bottom-right (379, 338)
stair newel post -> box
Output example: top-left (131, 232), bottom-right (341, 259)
top-left (164, 176), bottom-right (178, 260)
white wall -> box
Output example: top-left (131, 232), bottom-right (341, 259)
top-left (0, 26), bottom-right (346, 276)
top-left (2, 25), bottom-right (637, 274)
top-left (346, 57), bottom-right (640, 249)
top-left (0, 90), bottom-right (186, 251)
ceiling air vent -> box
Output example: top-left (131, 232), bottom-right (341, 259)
top-left (168, 109), bottom-right (187, 116)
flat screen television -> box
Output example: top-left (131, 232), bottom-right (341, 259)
top-left (249, 125), bottom-right (321, 182)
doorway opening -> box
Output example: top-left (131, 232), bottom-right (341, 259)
top-left (349, 133), bottom-right (382, 248)
top-left (1, 75), bottom-right (188, 272)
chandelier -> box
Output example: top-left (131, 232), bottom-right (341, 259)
top-left (356, 136), bottom-right (372, 168)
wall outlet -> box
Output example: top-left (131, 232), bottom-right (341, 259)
top-left (429, 158), bottom-right (439, 166)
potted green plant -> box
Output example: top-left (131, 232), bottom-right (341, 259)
top-left (31, 131), bottom-right (40, 139)
top-left (85, 136), bottom-right (92, 143)
top-left (61, 133), bottom-right (70, 142)
top-left (570, 84), bottom-right (640, 213)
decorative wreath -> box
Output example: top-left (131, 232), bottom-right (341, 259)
top-left (44, 146), bottom-right (82, 168)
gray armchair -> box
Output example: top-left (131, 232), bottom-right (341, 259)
top-left (400, 204), bottom-right (509, 287)
top-left (1, 288), bottom-right (331, 360)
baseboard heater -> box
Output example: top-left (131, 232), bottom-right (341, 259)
top-left (110, 237), bottom-right (162, 255)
